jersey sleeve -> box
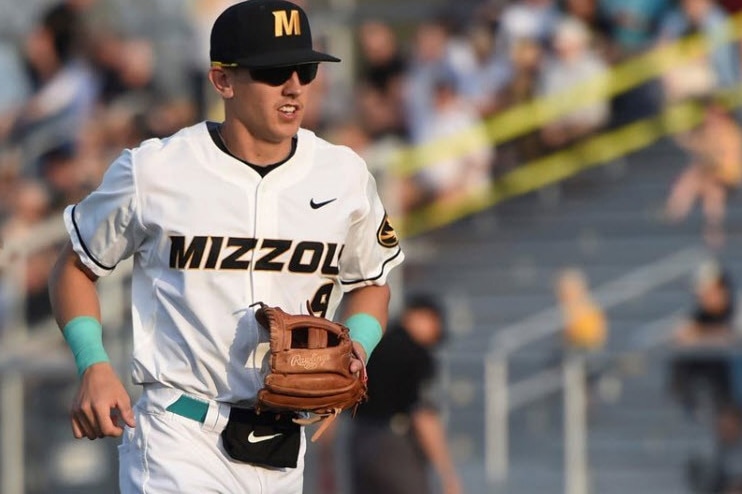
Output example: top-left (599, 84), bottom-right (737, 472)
top-left (63, 149), bottom-right (144, 277)
top-left (338, 171), bottom-right (404, 291)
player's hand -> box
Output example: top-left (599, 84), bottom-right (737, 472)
top-left (70, 362), bottom-right (136, 440)
top-left (349, 341), bottom-right (366, 375)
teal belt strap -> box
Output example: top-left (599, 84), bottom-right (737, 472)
top-left (166, 395), bottom-right (208, 423)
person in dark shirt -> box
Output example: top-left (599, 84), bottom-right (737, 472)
top-left (670, 260), bottom-right (737, 407)
top-left (674, 259), bottom-right (737, 347)
top-left (670, 260), bottom-right (738, 414)
top-left (348, 294), bottom-right (462, 494)
top-left (669, 260), bottom-right (742, 492)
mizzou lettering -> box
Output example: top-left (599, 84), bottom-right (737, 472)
top-left (273, 10), bottom-right (301, 37)
top-left (169, 236), bottom-right (342, 275)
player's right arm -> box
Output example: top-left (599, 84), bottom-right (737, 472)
top-left (49, 241), bottom-right (135, 440)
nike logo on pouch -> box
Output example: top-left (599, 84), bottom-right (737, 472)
top-left (310, 198), bottom-right (336, 209)
top-left (247, 431), bottom-right (283, 443)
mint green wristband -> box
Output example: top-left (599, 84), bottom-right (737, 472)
top-left (346, 313), bottom-right (383, 362)
top-left (62, 316), bottom-right (110, 378)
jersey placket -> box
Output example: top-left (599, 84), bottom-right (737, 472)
top-left (249, 176), bottom-right (279, 305)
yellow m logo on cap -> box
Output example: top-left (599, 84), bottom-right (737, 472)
top-left (273, 10), bottom-right (301, 37)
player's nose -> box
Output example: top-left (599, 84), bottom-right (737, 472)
top-left (282, 71), bottom-right (302, 96)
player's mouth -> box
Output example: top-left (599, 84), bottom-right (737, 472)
top-left (278, 104), bottom-right (300, 120)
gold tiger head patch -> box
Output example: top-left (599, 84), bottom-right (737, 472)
top-left (377, 213), bottom-right (399, 248)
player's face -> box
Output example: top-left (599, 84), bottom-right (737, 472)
top-left (227, 65), bottom-right (315, 144)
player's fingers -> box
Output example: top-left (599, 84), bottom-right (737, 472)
top-left (118, 399), bottom-right (136, 428)
top-left (349, 358), bottom-right (363, 374)
top-left (72, 410), bottom-right (98, 440)
top-left (70, 415), bottom-right (85, 439)
top-left (350, 342), bottom-right (366, 375)
top-left (94, 405), bottom-right (122, 437)
top-left (79, 402), bottom-right (106, 439)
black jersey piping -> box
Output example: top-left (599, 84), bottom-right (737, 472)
top-left (70, 204), bottom-right (116, 271)
top-left (339, 247), bottom-right (402, 285)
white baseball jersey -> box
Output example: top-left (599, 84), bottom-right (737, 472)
top-left (63, 122), bottom-right (404, 405)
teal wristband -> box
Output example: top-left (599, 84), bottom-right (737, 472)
top-left (346, 313), bottom-right (383, 362)
top-left (62, 316), bottom-right (110, 378)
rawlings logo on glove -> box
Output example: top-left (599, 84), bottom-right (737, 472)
top-left (289, 353), bottom-right (331, 370)
top-left (253, 303), bottom-right (368, 442)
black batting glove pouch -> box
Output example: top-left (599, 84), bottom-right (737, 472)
top-left (220, 408), bottom-right (301, 468)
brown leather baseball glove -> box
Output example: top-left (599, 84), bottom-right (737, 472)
top-left (254, 303), bottom-right (368, 442)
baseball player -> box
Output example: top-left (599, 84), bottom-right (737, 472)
top-left (47, 1), bottom-right (404, 492)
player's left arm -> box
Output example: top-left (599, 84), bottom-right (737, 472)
top-left (338, 160), bottom-right (402, 370)
top-left (341, 284), bottom-right (390, 372)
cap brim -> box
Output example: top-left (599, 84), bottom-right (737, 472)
top-left (236, 49), bottom-right (340, 68)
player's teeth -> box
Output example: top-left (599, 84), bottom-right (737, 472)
top-left (280, 106), bottom-right (296, 113)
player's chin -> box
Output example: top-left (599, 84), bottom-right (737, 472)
top-left (273, 121), bottom-right (302, 141)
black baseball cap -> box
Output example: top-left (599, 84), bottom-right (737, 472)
top-left (210, 0), bottom-right (341, 69)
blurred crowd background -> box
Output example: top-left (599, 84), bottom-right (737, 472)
top-left (3, 0), bottom-right (742, 492)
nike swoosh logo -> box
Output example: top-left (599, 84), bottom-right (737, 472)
top-left (310, 198), bottom-right (337, 209)
top-left (247, 431), bottom-right (283, 443)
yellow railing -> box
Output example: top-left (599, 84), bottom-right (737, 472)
top-left (393, 13), bottom-right (742, 237)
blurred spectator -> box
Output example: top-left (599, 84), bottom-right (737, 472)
top-left (0, 150), bottom-right (21, 221)
top-left (668, 260), bottom-right (738, 434)
top-left (660, 0), bottom-right (741, 96)
top-left (347, 293), bottom-right (462, 494)
top-left (401, 68), bottom-right (494, 214)
top-left (493, 35), bottom-right (545, 170)
top-left (496, 0), bottom-right (561, 54)
top-left (664, 97), bottom-right (742, 248)
top-left (0, 38), bottom-right (31, 132)
top-left (673, 259), bottom-right (738, 348)
top-left (598, 0), bottom-right (671, 126)
top-left (355, 20), bottom-right (408, 139)
top-left (555, 267), bottom-right (607, 352)
top-left (670, 261), bottom-right (742, 493)
top-left (598, 0), bottom-right (672, 58)
top-left (3, 2), bottom-right (99, 170)
top-left (661, 44), bottom-right (717, 105)
top-left (358, 20), bottom-right (407, 95)
top-left (87, 25), bottom-right (197, 141)
top-left (22, 245), bottom-right (56, 325)
top-left (88, 29), bottom-right (156, 107)
top-left (1, 178), bottom-right (51, 241)
top-left (0, 177), bottom-right (55, 325)
top-left (37, 142), bottom-right (91, 211)
top-left (459, 21), bottom-right (512, 118)
top-left (559, 0), bottom-right (614, 60)
top-left (404, 17), bottom-right (466, 143)
top-left (537, 16), bottom-right (611, 150)
top-left (554, 267), bottom-right (608, 413)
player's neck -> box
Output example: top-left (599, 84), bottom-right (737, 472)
top-left (218, 122), bottom-right (294, 166)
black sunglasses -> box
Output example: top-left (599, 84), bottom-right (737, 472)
top-left (249, 63), bottom-right (319, 86)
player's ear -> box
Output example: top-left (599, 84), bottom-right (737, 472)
top-left (208, 67), bottom-right (235, 99)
